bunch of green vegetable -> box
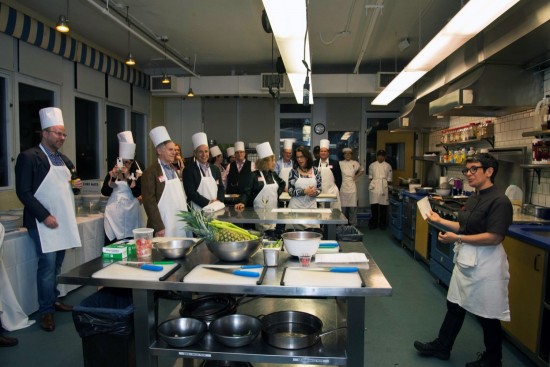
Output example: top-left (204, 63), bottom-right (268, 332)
top-left (178, 207), bottom-right (258, 242)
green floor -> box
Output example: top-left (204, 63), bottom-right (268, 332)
top-left (0, 228), bottom-right (535, 367)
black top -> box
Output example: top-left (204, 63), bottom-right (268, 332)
top-left (226, 160), bottom-right (252, 195)
top-left (239, 170), bottom-right (286, 207)
top-left (457, 185), bottom-right (513, 236)
top-left (100, 161), bottom-right (142, 198)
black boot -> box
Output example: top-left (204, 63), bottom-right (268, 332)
top-left (465, 352), bottom-right (502, 367)
top-left (413, 339), bottom-right (450, 360)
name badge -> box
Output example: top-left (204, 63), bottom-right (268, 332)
top-left (258, 176), bottom-right (264, 182)
top-left (158, 175), bottom-right (165, 183)
top-left (216, 179), bottom-right (219, 184)
top-left (329, 165), bottom-right (333, 169)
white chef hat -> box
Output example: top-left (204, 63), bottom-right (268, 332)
top-left (119, 143), bottom-right (136, 159)
top-left (234, 141), bottom-right (245, 152)
top-left (117, 131), bottom-right (134, 144)
top-left (342, 147), bottom-right (352, 153)
top-left (210, 145), bottom-right (222, 157)
top-left (149, 126), bottom-right (171, 147)
top-left (283, 139), bottom-right (293, 150)
top-left (226, 147), bottom-right (235, 157)
top-left (320, 139), bottom-right (330, 149)
top-left (39, 107), bottom-right (64, 130)
top-left (192, 132), bottom-right (208, 150)
top-left (256, 142), bottom-right (274, 159)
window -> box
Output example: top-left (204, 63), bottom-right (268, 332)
top-left (106, 105), bottom-right (126, 166)
top-left (18, 83), bottom-right (54, 153)
top-left (328, 131), bottom-right (360, 161)
top-left (280, 118), bottom-right (312, 148)
top-left (75, 97), bottom-right (100, 179)
top-left (131, 112), bottom-right (147, 168)
top-left (0, 76), bottom-right (8, 187)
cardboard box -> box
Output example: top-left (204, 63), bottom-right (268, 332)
top-left (102, 244), bottom-right (128, 260)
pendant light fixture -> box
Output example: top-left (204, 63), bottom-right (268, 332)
top-left (55, 0), bottom-right (70, 33)
top-left (125, 6), bottom-right (136, 66)
top-left (187, 54), bottom-right (196, 97)
top-left (161, 38), bottom-right (170, 84)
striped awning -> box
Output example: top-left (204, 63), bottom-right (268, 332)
top-left (0, 3), bottom-right (148, 89)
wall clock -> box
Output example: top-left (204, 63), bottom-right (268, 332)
top-left (314, 123), bottom-right (325, 134)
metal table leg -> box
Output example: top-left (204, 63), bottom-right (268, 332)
top-left (133, 289), bottom-right (158, 367)
top-left (346, 296), bottom-right (366, 366)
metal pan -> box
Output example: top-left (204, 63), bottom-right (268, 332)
top-left (260, 310), bottom-right (345, 350)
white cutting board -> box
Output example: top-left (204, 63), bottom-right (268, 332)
top-left (91, 263), bottom-right (179, 281)
top-left (183, 265), bottom-right (263, 286)
top-left (283, 268), bottom-right (362, 288)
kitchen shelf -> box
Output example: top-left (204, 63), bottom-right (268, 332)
top-left (436, 136), bottom-right (494, 151)
top-left (522, 130), bottom-right (550, 138)
top-left (521, 164), bottom-right (550, 184)
top-left (413, 156), bottom-right (439, 162)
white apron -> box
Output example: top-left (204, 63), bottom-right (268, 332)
top-left (190, 164), bottom-right (219, 211)
top-left (447, 242), bottom-right (510, 321)
top-left (287, 171), bottom-right (319, 230)
top-left (318, 160), bottom-right (341, 210)
top-left (368, 162), bottom-right (390, 205)
top-left (0, 223), bottom-right (35, 330)
top-left (104, 181), bottom-right (140, 241)
top-left (339, 160), bottom-right (360, 207)
top-left (253, 171), bottom-right (279, 231)
top-left (279, 166), bottom-right (292, 191)
top-left (35, 147), bottom-right (81, 253)
top-left (158, 162), bottom-right (189, 237)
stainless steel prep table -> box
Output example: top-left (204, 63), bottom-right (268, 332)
top-left (59, 242), bottom-right (392, 366)
top-left (212, 207), bottom-right (347, 240)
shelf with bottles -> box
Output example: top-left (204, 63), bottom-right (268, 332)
top-left (436, 120), bottom-right (495, 151)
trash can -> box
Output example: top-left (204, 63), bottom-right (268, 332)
top-left (72, 288), bottom-right (135, 367)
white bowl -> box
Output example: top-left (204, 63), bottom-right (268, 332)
top-left (282, 231), bottom-right (322, 257)
top-left (435, 188), bottom-right (451, 196)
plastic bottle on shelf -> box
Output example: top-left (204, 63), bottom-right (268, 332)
top-left (460, 148), bottom-right (467, 162)
top-left (505, 185), bottom-right (523, 215)
top-left (467, 147), bottom-right (475, 156)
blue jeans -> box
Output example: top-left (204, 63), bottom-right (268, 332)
top-left (28, 228), bottom-right (65, 315)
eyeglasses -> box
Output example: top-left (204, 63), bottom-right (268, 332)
top-left (462, 165), bottom-right (485, 175)
top-left (47, 130), bottom-right (68, 138)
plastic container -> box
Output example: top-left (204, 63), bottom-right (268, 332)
top-left (336, 226), bottom-right (364, 242)
top-left (72, 288), bottom-right (135, 367)
top-left (132, 228), bottom-right (153, 257)
top-left (505, 185), bottom-right (523, 215)
top-left (263, 247), bottom-right (281, 267)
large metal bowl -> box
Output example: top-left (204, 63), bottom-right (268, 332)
top-left (209, 314), bottom-right (261, 347)
top-left (415, 187), bottom-right (433, 196)
top-left (157, 317), bottom-right (207, 348)
top-left (155, 239), bottom-right (195, 259)
top-left (206, 239), bottom-right (261, 262)
top-left (282, 231), bottom-right (322, 257)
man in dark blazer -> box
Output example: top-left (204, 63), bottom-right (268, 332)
top-left (223, 141), bottom-right (254, 205)
top-left (15, 107), bottom-right (82, 332)
top-left (313, 139), bottom-right (343, 210)
top-left (183, 132), bottom-right (225, 209)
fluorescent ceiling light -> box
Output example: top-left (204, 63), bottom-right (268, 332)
top-left (372, 71), bottom-right (426, 105)
top-left (372, 0), bottom-right (520, 106)
top-left (263, 0), bottom-right (313, 104)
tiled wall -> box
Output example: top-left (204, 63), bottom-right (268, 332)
top-left (428, 69), bottom-right (550, 207)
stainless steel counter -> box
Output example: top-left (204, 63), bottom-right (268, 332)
top-left (59, 242), bottom-right (392, 366)
top-left (212, 207), bottom-right (348, 240)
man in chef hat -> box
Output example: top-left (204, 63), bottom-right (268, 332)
top-left (223, 141), bottom-right (255, 203)
top-left (142, 126), bottom-right (189, 237)
top-left (313, 139), bottom-right (342, 210)
top-left (183, 132), bottom-right (225, 209)
top-left (100, 131), bottom-right (142, 244)
top-left (15, 107), bottom-right (83, 332)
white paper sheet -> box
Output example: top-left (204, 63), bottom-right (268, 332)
top-left (417, 196), bottom-right (432, 220)
top-left (314, 252), bottom-right (369, 266)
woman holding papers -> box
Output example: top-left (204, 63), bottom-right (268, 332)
top-left (414, 153), bottom-right (513, 367)
top-left (236, 142), bottom-right (285, 232)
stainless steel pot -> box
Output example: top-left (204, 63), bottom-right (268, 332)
top-left (260, 310), bottom-right (345, 350)
top-left (533, 206), bottom-right (550, 220)
top-left (208, 314), bottom-right (261, 347)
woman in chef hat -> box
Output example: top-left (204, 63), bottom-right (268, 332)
top-left (209, 145), bottom-right (225, 177)
top-left (101, 131), bottom-right (143, 244)
top-left (226, 146), bottom-right (236, 165)
top-left (235, 142), bottom-right (285, 233)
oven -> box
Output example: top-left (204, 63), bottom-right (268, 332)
top-left (388, 188), bottom-right (404, 241)
top-left (428, 205), bottom-right (458, 286)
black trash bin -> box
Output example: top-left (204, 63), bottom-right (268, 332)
top-left (72, 288), bottom-right (135, 367)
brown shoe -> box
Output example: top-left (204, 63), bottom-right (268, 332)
top-left (54, 302), bottom-right (73, 312)
top-left (40, 313), bottom-right (55, 332)
top-left (0, 334), bottom-right (18, 347)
